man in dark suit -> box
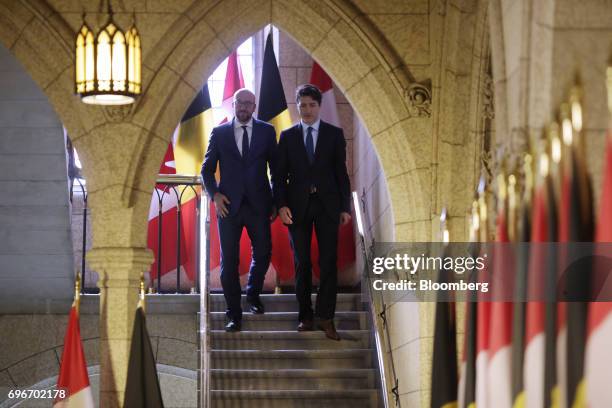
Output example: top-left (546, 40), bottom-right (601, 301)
top-left (201, 88), bottom-right (277, 332)
top-left (275, 84), bottom-right (351, 341)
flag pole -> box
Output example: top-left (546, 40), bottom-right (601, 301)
top-left (138, 273), bottom-right (146, 313)
top-left (507, 173), bottom-right (517, 241)
top-left (607, 54), bottom-right (612, 116)
top-left (73, 272), bottom-right (81, 315)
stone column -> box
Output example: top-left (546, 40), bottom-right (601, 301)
top-left (87, 247), bottom-right (154, 408)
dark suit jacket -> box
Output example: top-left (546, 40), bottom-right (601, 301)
top-left (201, 118), bottom-right (277, 217)
top-left (274, 120), bottom-right (351, 223)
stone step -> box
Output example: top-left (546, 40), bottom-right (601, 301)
top-left (210, 349), bottom-right (374, 369)
top-left (210, 368), bottom-right (376, 390)
top-left (209, 311), bottom-right (366, 331)
top-left (210, 330), bottom-right (371, 350)
top-left (210, 389), bottom-right (379, 408)
top-left (209, 293), bottom-right (363, 312)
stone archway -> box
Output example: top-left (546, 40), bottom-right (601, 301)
top-left (0, 1), bottom-right (468, 407)
top-left (132, 0), bottom-right (428, 242)
top-left (0, 0), bottom-right (431, 248)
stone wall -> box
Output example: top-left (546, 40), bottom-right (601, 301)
top-left (0, 43), bottom-right (74, 313)
top-left (0, 300), bottom-right (198, 408)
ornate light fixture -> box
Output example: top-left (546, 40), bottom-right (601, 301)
top-left (75, 3), bottom-right (141, 105)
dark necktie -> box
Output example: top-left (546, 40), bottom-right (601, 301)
top-left (241, 125), bottom-right (249, 159)
top-left (305, 126), bottom-right (314, 163)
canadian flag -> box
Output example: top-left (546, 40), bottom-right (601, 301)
top-left (221, 50), bottom-right (244, 121)
top-left (475, 271), bottom-right (491, 407)
top-left (53, 306), bottom-right (94, 408)
top-left (309, 62), bottom-right (341, 126)
top-left (521, 157), bottom-right (561, 408)
top-left (487, 210), bottom-right (514, 408)
top-left (146, 141), bottom-right (187, 284)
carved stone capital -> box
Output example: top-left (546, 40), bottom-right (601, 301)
top-left (405, 81), bottom-right (432, 118)
top-left (87, 247), bottom-right (153, 283)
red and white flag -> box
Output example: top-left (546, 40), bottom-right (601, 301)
top-left (487, 209), bottom-right (514, 408)
top-left (53, 306), bottom-right (94, 408)
top-left (475, 298), bottom-right (491, 407)
top-left (221, 51), bottom-right (244, 122)
top-left (586, 130), bottom-right (612, 407)
top-left (309, 62), bottom-right (340, 127)
top-left (523, 161), bottom-right (556, 408)
top-left (147, 141), bottom-right (187, 283)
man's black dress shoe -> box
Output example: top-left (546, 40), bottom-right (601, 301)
top-left (225, 319), bottom-right (241, 332)
top-left (297, 320), bottom-right (314, 331)
top-left (247, 297), bottom-right (265, 314)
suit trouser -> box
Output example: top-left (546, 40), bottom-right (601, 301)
top-left (218, 199), bottom-right (271, 321)
top-left (289, 193), bottom-right (340, 322)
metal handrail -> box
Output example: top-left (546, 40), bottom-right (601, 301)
top-left (151, 174), bottom-right (202, 294)
top-left (352, 190), bottom-right (399, 408)
top-left (150, 173), bottom-right (211, 405)
top-left (71, 173), bottom-right (204, 294)
top-left (198, 187), bottom-right (211, 408)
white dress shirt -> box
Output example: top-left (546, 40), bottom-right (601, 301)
top-left (300, 118), bottom-right (320, 151)
top-left (234, 117), bottom-right (253, 156)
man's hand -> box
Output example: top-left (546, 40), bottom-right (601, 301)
top-left (340, 212), bottom-right (351, 225)
top-left (279, 206), bottom-right (293, 225)
top-left (213, 193), bottom-right (230, 217)
top-left (269, 206), bottom-right (278, 222)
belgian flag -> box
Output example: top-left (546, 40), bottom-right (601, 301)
top-left (258, 30), bottom-right (293, 288)
top-left (431, 210), bottom-right (458, 408)
top-left (511, 154), bottom-right (533, 408)
top-left (432, 298), bottom-right (458, 408)
top-left (557, 104), bottom-right (593, 408)
top-left (176, 85), bottom-right (214, 283)
top-left (458, 201), bottom-right (479, 408)
top-left (258, 31), bottom-right (292, 137)
top-left (124, 298), bottom-right (164, 408)
top-left (175, 85), bottom-right (214, 175)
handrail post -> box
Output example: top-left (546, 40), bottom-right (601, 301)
top-left (199, 193), bottom-right (211, 408)
top-left (80, 181), bottom-right (87, 293)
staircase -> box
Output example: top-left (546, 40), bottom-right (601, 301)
top-left (208, 293), bottom-right (382, 407)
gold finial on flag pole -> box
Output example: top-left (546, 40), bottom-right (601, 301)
top-left (560, 103), bottom-right (573, 148)
top-left (523, 152), bottom-right (534, 200)
top-left (73, 272), bottom-right (81, 314)
top-left (607, 53), bottom-right (612, 114)
top-left (469, 199), bottom-right (480, 243)
top-left (138, 273), bottom-right (146, 313)
top-left (547, 120), bottom-right (562, 200)
top-left (569, 75), bottom-right (583, 134)
top-left (507, 173), bottom-right (517, 241)
top-left (440, 207), bottom-right (449, 244)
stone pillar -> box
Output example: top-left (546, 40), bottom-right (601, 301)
top-left (87, 247), bottom-right (154, 408)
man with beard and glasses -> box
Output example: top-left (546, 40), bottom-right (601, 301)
top-left (201, 88), bottom-right (278, 332)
